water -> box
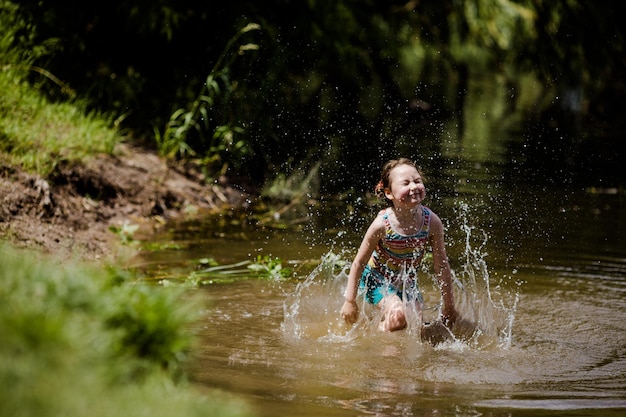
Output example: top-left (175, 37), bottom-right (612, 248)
top-left (132, 183), bottom-right (626, 416)
top-left (131, 75), bottom-right (626, 415)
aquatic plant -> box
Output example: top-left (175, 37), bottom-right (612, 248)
top-left (108, 220), bottom-right (140, 245)
top-left (182, 255), bottom-right (293, 286)
top-left (247, 254), bottom-right (293, 280)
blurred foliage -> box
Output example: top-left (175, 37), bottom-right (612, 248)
top-left (0, 243), bottom-right (251, 417)
top-left (4, 0), bottom-right (625, 188)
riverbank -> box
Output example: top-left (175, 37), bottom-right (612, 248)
top-left (0, 143), bottom-right (249, 261)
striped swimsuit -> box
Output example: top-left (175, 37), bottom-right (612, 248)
top-left (360, 206), bottom-right (431, 305)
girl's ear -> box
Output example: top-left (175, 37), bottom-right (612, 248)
top-left (384, 187), bottom-right (394, 201)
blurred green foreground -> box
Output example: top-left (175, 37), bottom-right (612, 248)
top-left (0, 244), bottom-right (251, 417)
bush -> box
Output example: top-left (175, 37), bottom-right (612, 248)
top-left (0, 244), bottom-right (251, 417)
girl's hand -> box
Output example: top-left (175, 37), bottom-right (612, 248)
top-left (341, 299), bottom-right (359, 325)
top-left (441, 306), bottom-right (459, 329)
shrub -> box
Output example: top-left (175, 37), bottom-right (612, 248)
top-left (0, 243), bottom-right (251, 417)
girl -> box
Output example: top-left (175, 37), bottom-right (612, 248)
top-left (340, 158), bottom-right (458, 332)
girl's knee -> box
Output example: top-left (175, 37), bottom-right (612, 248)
top-left (388, 308), bottom-right (407, 331)
top-left (381, 302), bottom-right (407, 331)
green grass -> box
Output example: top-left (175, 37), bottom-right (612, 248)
top-left (0, 0), bottom-right (122, 177)
top-left (0, 243), bottom-right (251, 417)
top-left (0, 69), bottom-right (122, 177)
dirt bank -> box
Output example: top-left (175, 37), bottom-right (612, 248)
top-left (0, 144), bottom-right (249, 260)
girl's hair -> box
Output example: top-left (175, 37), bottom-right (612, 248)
top-left (374, 158), bottom-right (426, 206)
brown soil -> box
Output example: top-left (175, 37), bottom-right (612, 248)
top-left (0, 144), bottom-right (249, 261)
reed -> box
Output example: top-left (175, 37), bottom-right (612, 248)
top-left (154, 23), bottom-right (260, 167)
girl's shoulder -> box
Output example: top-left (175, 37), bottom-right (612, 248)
top-left (372, 207), bottom-right (390, 223)
top-left (370, 208), bottom-right (390, 229)
top-left (424, 207), bottom-right (444, 233)
top-left (377, 207), bottom-right (391, 216)
top-left (362, 210), bottom-right (388, 241)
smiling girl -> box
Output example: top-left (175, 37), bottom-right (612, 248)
top-left (340, 158), bottom-right (459, 332)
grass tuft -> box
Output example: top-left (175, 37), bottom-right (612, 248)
top-left (0, 72), bottom-right (122, 177)
top-left (1, 1), bottom-right (122, 177)
top-left (0, 243), bottom-right (251, 417)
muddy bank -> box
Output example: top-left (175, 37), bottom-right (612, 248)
top-left (0, 144), bottom-right (249, 260)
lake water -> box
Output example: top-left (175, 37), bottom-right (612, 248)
top-left (131, 75), bottom-right (626, 416)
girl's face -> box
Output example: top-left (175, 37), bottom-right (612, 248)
top-left (385, 164), bottom-right (426, 208)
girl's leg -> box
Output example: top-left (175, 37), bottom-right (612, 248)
top-left (379, 294), bottom-right (407, 331)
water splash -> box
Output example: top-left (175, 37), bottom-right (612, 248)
top-left (450, 202), bottom-right (520, 349)
top-left (283, 202), bottom-right (519, 350)
top-left (282, 250), bottom-right (353, 341)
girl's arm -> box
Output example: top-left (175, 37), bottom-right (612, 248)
top-left (341, 216), bottom-right (384, 324)
top-left (429, 212), bottom-right (458, 328)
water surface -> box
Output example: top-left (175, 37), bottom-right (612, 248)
top-left (134, 182), bottom-right (626, 417)
top-left (132, 75), bottom-right (626, 415)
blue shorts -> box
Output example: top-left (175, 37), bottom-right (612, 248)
top-left (359, 264), bottom-right (423, 305)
